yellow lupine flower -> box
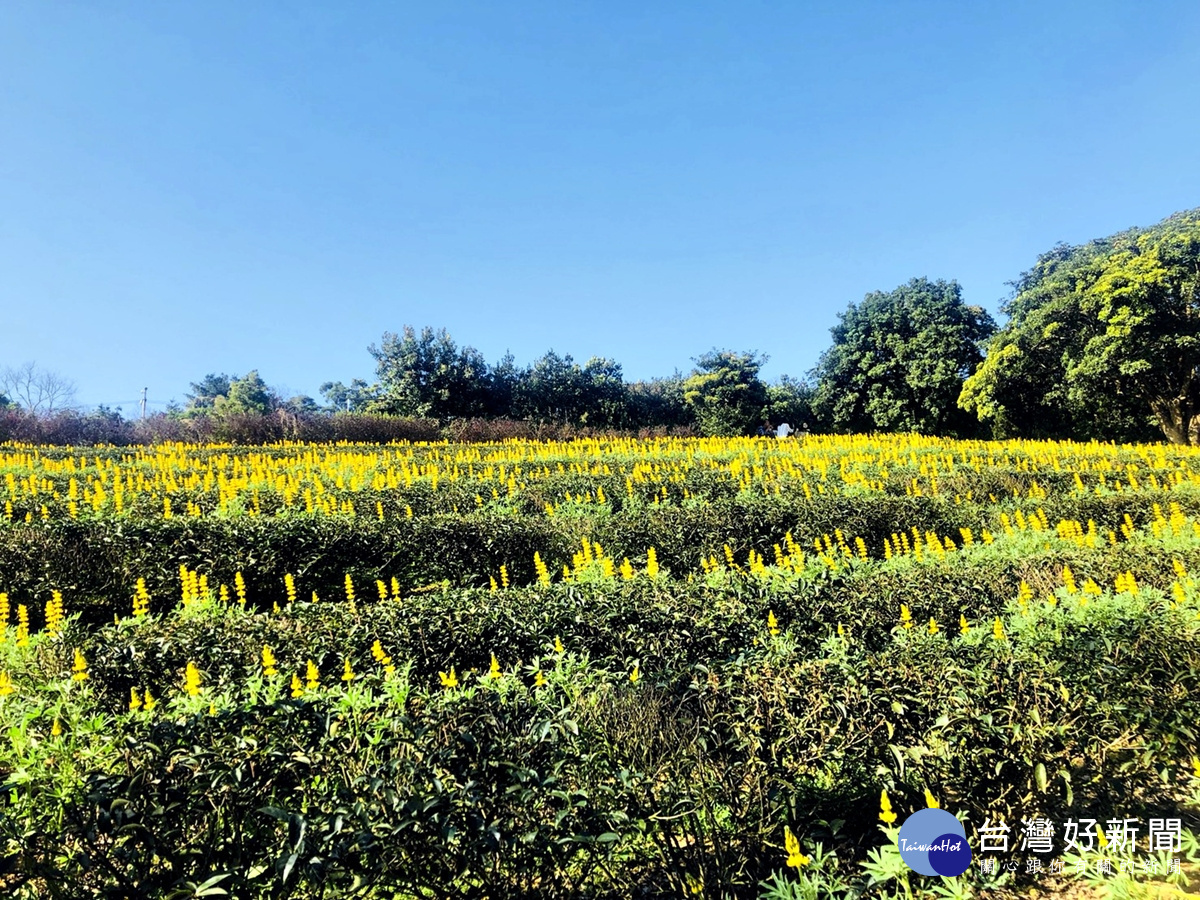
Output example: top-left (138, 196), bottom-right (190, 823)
top-left (784, 826), bottom-right (810, 868)
top-left (439, 667), bottom-right (458, 689)
top-left (262, 645), bottom-right (278, 676)
top-left (899, 604), bottom-right (913, 630)
top-left (306, 659), bottom-right (319, 690)
top-left (71, 648), bottom-right (89, 682)
top-left (879, 789), bottom-right (897, 824)
top-left (993, 617), bottom-right (1006, 641)
top-left (341, 659), bottom-right (355, 682)
top-left (290, 673), bottom-right (304, 698)
top-left (1060, 566), bottom-right (1077, 594)
top-left (143, 688), bottom-right (156, 710)
top-left (630, 664), bottom-right (640, 683)
top-left (129, 686), bottom-right (142, 710)
top-left (767, 610), bottom-right (779, 636)
top-left (959, 614), bottom-right (970, 635)
top-left (489, 653), bottom-right (502, 680)
top-left (925, 788), bottom-right (939, 808)
top-left (184, 661), bottom-right (202, 696)
top-left (927, 617), bottom-right (938, 636)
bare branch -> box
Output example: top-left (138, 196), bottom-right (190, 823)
top-left (0, 361), bottom-right (79, 415)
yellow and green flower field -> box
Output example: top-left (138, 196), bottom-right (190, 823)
top-left (2, 434), bottom-right (1199, 898)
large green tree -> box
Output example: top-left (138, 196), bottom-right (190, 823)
top-left (683, 350), bottom-right (770, 437)
top-left (811, 278), bottom-right (994, 436)
top-left (959, 209), bottom-right (1199, 443)
top-left (368, 327), bottom-right (490, 419)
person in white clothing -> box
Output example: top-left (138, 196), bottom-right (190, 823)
top-left (776, 422), bottom-right (793, 438)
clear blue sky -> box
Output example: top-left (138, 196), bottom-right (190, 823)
top-left (2, 1), bottom-right (1198, 412)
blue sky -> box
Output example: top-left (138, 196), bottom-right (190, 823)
top-left (2, 1), bottom-right (1198, 412)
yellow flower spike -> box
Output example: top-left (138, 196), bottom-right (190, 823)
top-left (879, 789), bottom-right (897, 824)
top-left (837, 623), bottom-right (846, 639)
top-left (342, 659), bottom-right (355, 683)
top-left (184, 661), bottom-right (202, 697)
top-left (1097, 824), bottom-right (1108, 849)
top-left (534, 670), bottom-right (547, 688)
top-left (768, 610), bottom-right (779, 636)
top-left (1060, 567), bottom-right (1077, 595)
top-left (899, 604), bottom-right (913, 630)
top-left (534, 552), bottom-right (551, 586)
top-left (51, 718), bottom-right (62, 737)
top-left (306, 659), bottom-right (319, 690)
top-left (262, 645), bottom-right (278, 676)
top-left (16, 604), bottom-right (30, 647)
top-left (1191, 756), bottom-right (1200, 779)
top-left (784, 825), bottom-right (810, 868)
top-left (630, 664), bottom-right (641, 684)
top-left (489, 653), bottom-right (502, 680)
top-left (646, 547), bottom-right (660, 579)
top-left (439, 667), bottom-right (458, 689)
top-left (925, 788), bottom-right (939, 809)
top-left (490, 576), bottom-right (498, 592)
top-left (0, 671), bottom-right (12, 697)
top-left (129, 686), bottom-right (142, 711)
top-left (554, 636), bottom-right (564, 654)
top-left (620, 558), bottom-right (635, 580)
top-left (131, 578), bottom-right (151, 618)
top-left (71, 648), bottom-right (89, 682)
top-left (959, 614), bottom-right (970, 635)
top-left (993, 617), bottom-right (1006, 641)
top-left (290, 673), bottom-right (304, 698)
top-left (927, 617), bottom-right (938, 636)
top-left (143, 688), bottom-right (156, 710)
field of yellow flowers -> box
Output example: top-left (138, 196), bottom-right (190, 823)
top-left (1, 434), bottom-right (1199, 899)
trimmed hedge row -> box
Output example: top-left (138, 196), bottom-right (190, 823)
top-left (3, 491), bottom-right (1198, 628)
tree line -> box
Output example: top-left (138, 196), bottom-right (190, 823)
top-left (4, 207), bottom-right (1198, 443)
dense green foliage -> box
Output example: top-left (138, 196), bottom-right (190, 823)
top-left (1, 435), bottom-right (1199, 897)
top-left (961, 209), bottom-right (1200, 444)
top-left (683, 351), bottom-right (773, 437)
top-left (811, 278), bottom-right (994, 437)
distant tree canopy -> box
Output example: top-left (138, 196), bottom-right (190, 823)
top-left (319, 378), bottom-right (377, 413)
top-left (181, 371), bottom-right (315, 419)
top-left (960, 208), bottom-right (1200, 444)
top-left (37, 206), bottom-right (1200, 445)
top-left (811, 278), bottom-right (995, 437)
top-left (368, 327), bottom-right (491, 419)
top-left (683, 350), bottom-right (771, 437)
